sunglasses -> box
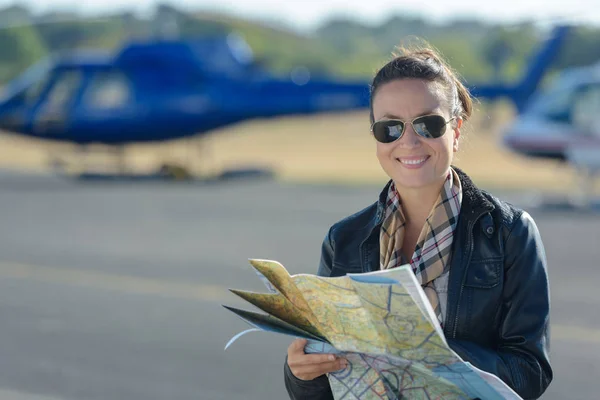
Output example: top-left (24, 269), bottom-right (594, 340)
top-left (370, 114), bottom-right (456, 143)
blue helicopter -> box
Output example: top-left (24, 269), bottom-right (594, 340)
top-left (0, 25), bottom-right (569, 148)
top-left (0, 33), bottom-right (372, 146)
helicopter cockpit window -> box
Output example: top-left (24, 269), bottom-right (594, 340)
top-left (43, 70), bottom-right (83, 111)
top-left (23, 73), bottom-right (51, 106)
top-left (83, 71), bottom-right (131, 110)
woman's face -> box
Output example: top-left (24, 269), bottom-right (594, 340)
top-left (371, 79), bottom-right (461, 191)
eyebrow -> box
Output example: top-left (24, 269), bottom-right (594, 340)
top-left (381, 110), bottom-right (438, 120)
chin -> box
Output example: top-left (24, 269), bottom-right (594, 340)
top-left (389, 169), bottom-right (442, 190)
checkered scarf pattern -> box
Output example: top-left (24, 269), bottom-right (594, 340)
top-left (380, 168), bottom-right (463, 324)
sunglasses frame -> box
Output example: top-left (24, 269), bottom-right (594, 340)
top-left (370, 114), bottom-right (456, 143)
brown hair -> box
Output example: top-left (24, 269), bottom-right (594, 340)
top-left (369, 43), bottom-right (473, 124)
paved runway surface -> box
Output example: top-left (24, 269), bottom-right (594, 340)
top-left (0, 170), bottom-right (598, 400)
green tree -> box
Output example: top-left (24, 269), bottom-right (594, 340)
top-left (0, 25), bottom-right (47, 82)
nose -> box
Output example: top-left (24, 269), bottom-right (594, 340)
top-left (395, 122), bottom-right (421, 148)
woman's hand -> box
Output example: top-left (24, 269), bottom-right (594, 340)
top-left (287, 339), bottom-right (348, 381)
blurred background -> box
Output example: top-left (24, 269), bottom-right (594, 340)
top-left (0, 0), bottom-right (598, 399)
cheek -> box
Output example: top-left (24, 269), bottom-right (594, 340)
top-left (375, 143), bottom-right (395, 171)
top-left (436, 135), bottom-right (455, 156)
top-left (424, 138), bottom-right (453, 163)
top-left (376, 143), bottom-right (390, 159)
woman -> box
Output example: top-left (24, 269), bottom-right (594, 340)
top-left (283, 46), bottom-right (552, 399)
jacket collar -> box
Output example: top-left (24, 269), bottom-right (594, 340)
top-left (453, 166), bottom-right (495, 216)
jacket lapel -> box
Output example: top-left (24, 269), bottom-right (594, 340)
top-left (443, 167), bottom-right (495, 337)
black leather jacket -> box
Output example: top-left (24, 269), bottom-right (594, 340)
top-left (284, 168), bottom-right (552, 400)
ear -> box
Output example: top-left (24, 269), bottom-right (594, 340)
top-left (453, 118), bottom-right (462, 152)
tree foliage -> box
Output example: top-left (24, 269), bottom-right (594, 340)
top-left (0, 5), bottom-right (598, 86)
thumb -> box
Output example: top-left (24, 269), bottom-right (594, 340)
top-left (290, 338), bottom-right (308, 353)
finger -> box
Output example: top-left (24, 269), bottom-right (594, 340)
top-left (318, 359), bottom-right (349, 373)
top-left (292, 352), bottom-right (341, 366)
top-left (294, 359), bottom-right (348, 378)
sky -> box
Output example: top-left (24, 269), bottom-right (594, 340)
top-left (1, 0), bottom-right (600, 32)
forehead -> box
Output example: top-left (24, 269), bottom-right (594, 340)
top-left (372, 79), bottom-right (447, 119)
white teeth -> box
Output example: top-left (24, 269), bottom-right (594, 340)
top-left (398, 157), bottom-right (428, 165)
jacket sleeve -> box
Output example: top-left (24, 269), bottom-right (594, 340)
top-left (447, 211), bottom-right (553, 400)
top-left (283, 227), bottom-right (335, 400)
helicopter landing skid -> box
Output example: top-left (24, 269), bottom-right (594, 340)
top-left (47, 144), bottom-right (196, 181)
top-left (48, 144), bottom-right (135, 177)
top-left (46, 140), bottom-right (274, 183)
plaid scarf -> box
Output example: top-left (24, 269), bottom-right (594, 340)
top-left (380, 168), bottom-right (463, 324)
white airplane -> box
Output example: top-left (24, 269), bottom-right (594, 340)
top-left (502, 61), bottom-right (600, 206)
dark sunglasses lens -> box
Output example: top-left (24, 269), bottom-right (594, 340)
top-left (413, 115), bottom-right (447, 138)
top-left (373, 121), bottom-right (404, 143)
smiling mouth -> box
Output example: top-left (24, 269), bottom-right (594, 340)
top-left (396, 156), bottom-right (430, 165)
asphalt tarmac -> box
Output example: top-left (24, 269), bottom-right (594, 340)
top-left (0, 170), bottom-right (598, 400)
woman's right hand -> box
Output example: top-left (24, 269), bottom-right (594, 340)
top-left (287, 338), bottom-right (348, 381)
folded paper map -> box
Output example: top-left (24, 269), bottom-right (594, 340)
top-left (223, 259), bottom-right (522, 400)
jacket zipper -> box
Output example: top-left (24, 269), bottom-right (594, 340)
top-left (452, 210), bottom-right (487, 339)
